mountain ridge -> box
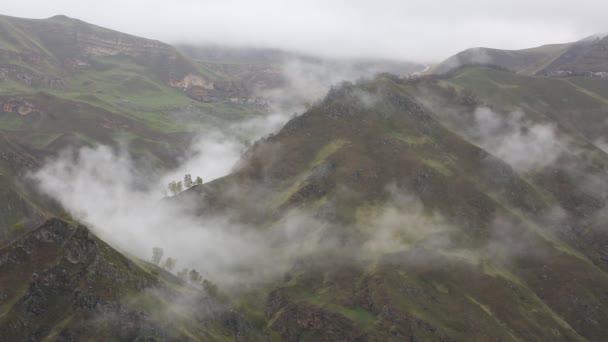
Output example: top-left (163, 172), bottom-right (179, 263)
top-left (433, 34), bottom-right (608, 78)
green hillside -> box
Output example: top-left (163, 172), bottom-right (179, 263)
top-left (0, 218), bottom-right (261, 341)
top-left (173, 70), bottom-right (608, 340)
top-left (434, 34), bottom-right (608, 78)
top-left (3, 64), bottom-right (608, 341)
top-left (0, 14), bottom-right (266, 237)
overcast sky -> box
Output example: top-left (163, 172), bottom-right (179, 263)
top-left (3, 0), bottom-right (608, 62)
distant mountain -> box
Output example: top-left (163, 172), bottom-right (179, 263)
top-left (177, 43), bottom-right (426, 100)
top-left (434, 34), bottom-right (608, 78)
top-left (0, 14), bottom-right (208, 95)
top-left (539, 34), bottom-right (608, 77)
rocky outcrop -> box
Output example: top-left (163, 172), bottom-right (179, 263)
top-left (168, 73), bottom-right (214, 90)
top-left (0, 49), bottom-right (45, 65)
top-left (0, 97), bottom-right (40, 115)
top-left (75, 32), bottom-right (172, 58)
top-left (0, 66), bottom-right (65, 88)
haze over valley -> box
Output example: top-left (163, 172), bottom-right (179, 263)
top-left (1, 2), bottom-right (608, 341)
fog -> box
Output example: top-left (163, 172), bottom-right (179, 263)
top-left (31, 143), bottom-right (327, 285)
top-left (30, 81), bottom-right (591, 289)
top-left (29, 65), bottom-right (413, 286)
top-left (4, 0), bottom-right (608, 62)
top-left (469, 107), bottom-right (569, 173)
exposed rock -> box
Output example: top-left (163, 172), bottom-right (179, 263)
top-left (168, 73), bottom-right (214, 90)
top-left (63, 229), bottom-right (97, 264)
top-left (0, 98), bottom-right (40, 116)
top-left (21, 283), bottom-right (47, 318)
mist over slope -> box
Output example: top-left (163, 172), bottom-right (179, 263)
top-left (26, 67), bottom-right (608, 340)
top-left (0, 13), bottom-right (423, 242)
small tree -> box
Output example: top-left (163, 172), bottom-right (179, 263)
top-left (163, 257), bottom-right (176, 272)
top-left (152, 246), bottom-right (164, 265)
top-left (195, 176), bottom-right (203, 185)
top-left (177, 268), bottom-right (189, 281)
top-left (176, 181), bottom-right (183, 193)
top-left (184, 174), bottom-right (193, 188)
top-left (168, 181), bottom-right (178, 195)
top-left (189, 269), bottom-right (202, 284)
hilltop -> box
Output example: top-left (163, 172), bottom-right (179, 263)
top-left (433, 34), bottom-right (608, 78)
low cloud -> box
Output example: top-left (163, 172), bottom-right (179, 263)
top-left (362, 184), bottom-right (452, 256)
top-left (30, 143), bottom-right (330, 285)
top-left (469, 107), bottom-right (569, 173)
top-left (6, 0), bottom-right (607, 62)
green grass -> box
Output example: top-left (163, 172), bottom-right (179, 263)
top-left (271, 139), bottom-right (350, 209)
top-left (446, 67), bottom-right (606, 111)
top-left (387, 129), bottom-right (432, 146)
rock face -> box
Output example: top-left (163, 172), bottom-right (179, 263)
top-left (0, 66), bottom-right (65, 88)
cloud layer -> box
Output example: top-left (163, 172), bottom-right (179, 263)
top-left (4, 0), bottom-right (608, 61)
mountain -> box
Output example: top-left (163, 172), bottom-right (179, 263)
top-left (434, 34), bottom-right (608, 78)
top-left (3, 14), bottom-right (608, 342)
top-left (173, 67), bottom-right (608, 340)
top-left (4, 64), bottom-right (608, 340)
top-left (432, 43), bottom-right (569, 75)
top-left (177, 44), bottom-right (425, 102)
top-left (0, 14), bottom-right (232, 99)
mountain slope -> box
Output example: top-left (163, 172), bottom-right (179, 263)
top-left (3, 66), bottom-right (608, 340)
top-left (0, 14), bottom-right (202, 88)
top-left (0, 218), bottom-right (257, 341)
top-left (539, 35), bottom-right (608, 77)
top-left (177, 72), bottom-right (608, 340)
top-left (434, 34), bottom-right (608, 78)
top-left (433, 43), bottom-right (569, 75)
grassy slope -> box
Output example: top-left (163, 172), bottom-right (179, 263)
top-left (433, 43), bottom-right (570, 75)
top-left (436, 67), bottom-right (608, 141)
top-left (434, 35), bottom-right (608, 77)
